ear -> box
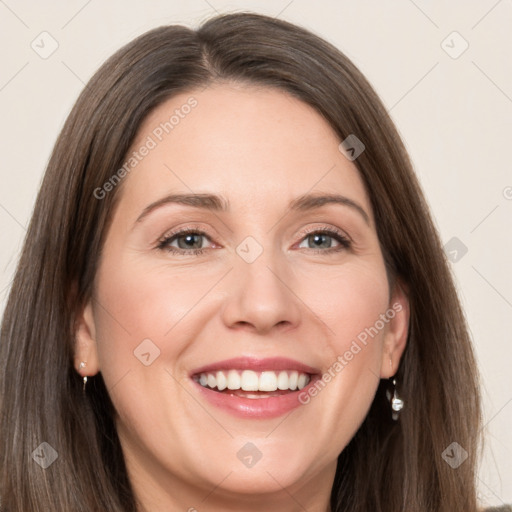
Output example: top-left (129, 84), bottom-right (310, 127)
top-left (74, 300), bottom-right (100, 377)
top-left (380, 280), bottom-right (410, 378)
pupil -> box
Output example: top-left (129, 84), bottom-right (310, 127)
top-left (311, 234), bottom-right (330, 249)
top-left (179, 234), bottom-right (202, 249)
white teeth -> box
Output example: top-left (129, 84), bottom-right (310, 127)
top-left (297, 373), bottom-right (308, 390)
top-left (277, 371), bottom-right (289, 390)
top-left (259, 371), bottom-right (278, 392)
top-left (227, 369), bottom-right (240, 390)
top-left (289, 371), bottom-right (299, 390)
top-left (195, 369), bottom-right (311, 392)
top-left (240, 370), bottom-right (259, 391)
top-left (216, 371), bottom-right (227, 391)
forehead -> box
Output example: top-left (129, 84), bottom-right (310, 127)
top-left (119, 83), bottom-right (371, 219)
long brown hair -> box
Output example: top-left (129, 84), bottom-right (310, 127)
top-left (0, 12), bottom-right (482, 511)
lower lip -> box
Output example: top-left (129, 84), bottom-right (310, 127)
top-left (192, 377), bottom-right (318, 419)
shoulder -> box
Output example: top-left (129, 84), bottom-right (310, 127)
top-left (483, 506), bottom-right (512, 512)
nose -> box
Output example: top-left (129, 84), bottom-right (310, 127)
top-left (220, 244), bottom-right (302, 335)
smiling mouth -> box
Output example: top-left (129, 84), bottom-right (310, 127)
top-left (192, 369), bottom-right (311, 399)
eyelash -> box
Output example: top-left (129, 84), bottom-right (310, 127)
top-left (156, 226), bottom-right (352, 256)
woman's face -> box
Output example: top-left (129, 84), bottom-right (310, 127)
top-left (76, 83), bottom-right (409, 510)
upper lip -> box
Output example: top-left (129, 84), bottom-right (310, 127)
top-left (190, 356), bottom-right (320, 377)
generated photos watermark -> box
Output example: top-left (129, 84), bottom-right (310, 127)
top-left (298, 302), bottom-right (403, 405)
top-left (94, 96), bottom-right (198, 200)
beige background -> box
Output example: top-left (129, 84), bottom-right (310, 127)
top-left (0, 0), bottom-right (511, 506)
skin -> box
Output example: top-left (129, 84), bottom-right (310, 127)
top-left (75, 83), bottom-right (409, 512)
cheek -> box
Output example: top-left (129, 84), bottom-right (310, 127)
top-left (91, 258), bottom-right (209, 445)
top-left (97, 251), bottom-right (211, 329)
top-left (300, 260), bottom-right (390, 355)
top-left (91, 258), bottom-right (193, 377)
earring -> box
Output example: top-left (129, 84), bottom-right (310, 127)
top-left (386, 377), bottom-right (404, 420)
top-left (79, 361), bottom-right (88, 393)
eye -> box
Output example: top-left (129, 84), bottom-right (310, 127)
top-left (296, 227), bottom-right (351, 253)
top-left (156, 228), bottom-right (213, 255)
top-left (156, 226), bottom-right (351, 256)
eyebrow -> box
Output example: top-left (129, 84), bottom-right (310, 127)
top-left (134, 192), bottom-right (370, 225)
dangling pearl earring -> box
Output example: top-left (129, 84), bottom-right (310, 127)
top-left (386, 358), bottom-right (404, 420)
top-left (79, 361), bottom-right (88, 393)
top-left (388, 378), bottom-right (404, 420)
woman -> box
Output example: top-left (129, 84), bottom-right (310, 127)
top-left (0, 11), bottom-right (506, 512)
